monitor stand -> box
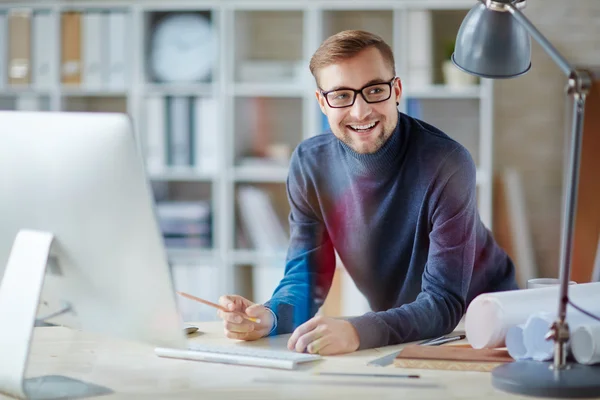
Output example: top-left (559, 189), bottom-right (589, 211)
top-left (0, 230), bottom-right (112, 399)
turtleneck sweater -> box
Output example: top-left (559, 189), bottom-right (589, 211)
top-left (264, 112), bottom-right (518, 350)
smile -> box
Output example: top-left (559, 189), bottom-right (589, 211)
top-left (347, 121), bottom-right (379, 135)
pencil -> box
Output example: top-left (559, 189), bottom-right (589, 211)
top-left (316, 372), bottom-right (420, 379)
top-left (176, 291), bottom-right (261, 323)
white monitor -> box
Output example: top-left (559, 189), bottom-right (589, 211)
top-left (0, 111), bottom-right (187, 398)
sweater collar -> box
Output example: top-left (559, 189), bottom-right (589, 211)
top-left (338, 112), bottom-right (407, 177)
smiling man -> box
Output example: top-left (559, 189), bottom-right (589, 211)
top-left (216, 30), bottom-right (518, 355)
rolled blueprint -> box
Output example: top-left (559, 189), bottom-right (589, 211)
top-left (523, 311), bottom-right (595, 361)
top-left (571, 323), bottom-right (600, 365)
top-left (465, 282), bottom-right (600, 349)
top-left (505, 324), bottom-right (526, 360)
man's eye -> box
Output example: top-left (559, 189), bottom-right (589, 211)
top-left (368, 88), bottom-right (383, 94)
top-left (334, 93), bottom-right (349, 100)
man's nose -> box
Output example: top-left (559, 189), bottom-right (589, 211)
top-left (349, 94), bottom-right (371, 121)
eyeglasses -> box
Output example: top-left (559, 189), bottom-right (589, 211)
top-left (320, 77), bottom-right (397, 108)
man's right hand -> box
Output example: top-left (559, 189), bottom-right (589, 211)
top-left (217, 295), bottom-right (274, 341)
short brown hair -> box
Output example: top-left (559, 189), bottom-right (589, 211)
top-left (309, 30), bottom-right (396, 87)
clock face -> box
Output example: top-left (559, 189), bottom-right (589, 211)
top-left (149, 13), bottom-right (217, 83)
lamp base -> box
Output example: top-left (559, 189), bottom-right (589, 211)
top-left (492, 360), bottom-right (600, 398)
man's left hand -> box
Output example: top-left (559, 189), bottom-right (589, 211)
top-left (287, 316), bottom-right (360, 355)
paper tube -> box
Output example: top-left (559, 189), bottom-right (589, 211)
top-left (465, 282), bottom-right (600, 349)
top-left (505, 324), bottom-right (527, 360)
top-left (571, 323), bottom-right (600, 365)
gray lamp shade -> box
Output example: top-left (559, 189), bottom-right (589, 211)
top-left (452, 2), bottom-right (532, 78)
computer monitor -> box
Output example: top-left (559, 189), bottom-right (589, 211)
top-left (0, 111), bottom-right (187, 398)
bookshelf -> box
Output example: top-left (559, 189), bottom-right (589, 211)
top-left (0, 0), bottom-right (494, 321)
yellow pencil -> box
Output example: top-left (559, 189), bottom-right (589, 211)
top-left (176, 291), bottom-right (261, 323)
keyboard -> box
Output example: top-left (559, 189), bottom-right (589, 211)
top-left (155, 343), bottom-right (322, 370)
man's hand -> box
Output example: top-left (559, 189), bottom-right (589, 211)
top-left (287, 315), bottom-right (360, 355)
top-left (217, 295), bottom-right (274, 341)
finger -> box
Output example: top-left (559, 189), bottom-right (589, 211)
top-left (245, 304), bottom-right (265, 318)
top-left (218, 295), bottom-right (239, 311)
top-left (217, 310), bottom-right (244, 324)
top-left (287, 317), bottom-right (321, 350)
top-left (224, 320), bottom-right (255, 333)
top-left (295, 325), bottom-right (326, 353)
top-left (224, 329), bottom-right (250, 340)
top-left (307, 336), bottom-right (332, 355)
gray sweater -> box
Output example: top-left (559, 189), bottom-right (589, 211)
top-left (264, 112), bottom-right (518, 349)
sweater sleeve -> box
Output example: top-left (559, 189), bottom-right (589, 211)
top-left (347, 147), bottom-right (477, 349)
top-left (264, 148), bottom-right (336, 335)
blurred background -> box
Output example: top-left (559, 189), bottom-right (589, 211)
top-left (0, 0), bottom-right (598, 322)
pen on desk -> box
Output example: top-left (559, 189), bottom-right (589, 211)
top-left (316, 372), bottom-right (420, 379)
top-left (176, 291), bottom-right (261, 323)
top-left (420, 334), bottom-right (466, 346)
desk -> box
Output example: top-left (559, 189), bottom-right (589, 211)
top-left (6, 321), bottom-right (570, 400)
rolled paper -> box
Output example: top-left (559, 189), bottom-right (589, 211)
top-left (505, 323), bottom-right (527, 360)
top-left (465, 282), bottom-right (600, 349)
top-left (522, 312), bottom-right (554, 361)
top-left (571, 323), bottom-right (600, 365)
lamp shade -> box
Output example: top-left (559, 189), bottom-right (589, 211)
top-left (452, 2), bottom-right (532, 78)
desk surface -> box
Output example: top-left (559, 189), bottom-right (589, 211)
top-left (8, 321), bottom-right (570, 400)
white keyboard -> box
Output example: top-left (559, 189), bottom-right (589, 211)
top-left (155, 343), bottom-right (322, 370)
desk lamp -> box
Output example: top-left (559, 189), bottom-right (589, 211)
top-left (452, 0), bottom-right (600, 397)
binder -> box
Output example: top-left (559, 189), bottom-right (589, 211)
top-left (193, 97), bottom-right (219, 174)
top-left (145, 96), bottom-right (167, 173)
top-left (8, 9), bottom-right (32, 85)
top-left (166, 96), bottom-right (192, 167)
top-left (32, 10), bottom-right (56, 88)
top-left (61, 11), bottom-right (82, 85)
top-left (107, 11), bottom-right (127, 90)
top-left (82, 11), bottom-right (107, 89)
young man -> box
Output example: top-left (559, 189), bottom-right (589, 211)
top-left (216, 30), bottom-right (518, 355)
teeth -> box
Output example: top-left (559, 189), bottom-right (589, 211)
top-left (350, 122), bottom-right (376, 130)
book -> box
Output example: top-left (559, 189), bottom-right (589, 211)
top-left (8, 9), bottom-right (32, 85)
top-left (394, 343), bottom-right (514, 372)
top-left (61, 11), bottom-right (82, 85)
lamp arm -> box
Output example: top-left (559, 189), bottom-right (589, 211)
top-left (504, 0), bottom-right (595, 370)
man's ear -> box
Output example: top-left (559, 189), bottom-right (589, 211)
top-left (315, 90), bottom-right (327, 115)
top-left (394, 78), bottom-right (403, 104)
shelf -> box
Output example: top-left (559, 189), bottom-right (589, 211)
top-left (404, 84), bottom-right (482, 99)
top-left (231, 249), bottom-right (287, 265)
top-left (0, 86), bottom-right (53, 95)
top-left (167, 247), bottom-right (215, 264)
top-left (143, 83), bottom-right (215, 97)
top-left (149, 167), bottom-right (217, 182)
top-left (231, 82), bottom-right (304, 98)
top-left (60, 89), bottom-right (129, 97)
top-left (232, 164), bottom-right (288, 183)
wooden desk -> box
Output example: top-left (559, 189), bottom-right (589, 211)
top-left (6, 321), bottom-right (567, 400)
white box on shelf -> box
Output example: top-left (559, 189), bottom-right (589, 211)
top-left (144, 95), bottom-right (167, 173)
top-left (407, 9), bottom-right (433, 88)
top-left (106, 11), bottom-right (127, 90)
top-left (82, 11), bottom-right (107, 90)
top-left (166, 96), bottom-right (192, 167)
top-left (15, 95), bottom-right (41, 111)
top-left (193, 96), bottom-right (219, 175)
top-left (32, 10), bottom-right (54, 89)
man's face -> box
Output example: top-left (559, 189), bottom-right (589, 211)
top-left (315, 47), bottom-right (402, 154)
